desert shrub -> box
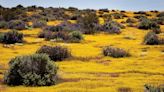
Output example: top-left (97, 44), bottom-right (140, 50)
top-left (152, 28), bottom-right (161, 34)
top-left (101, 22), bottom-right (121, 34)
top-left (43, 25), bottom-right (63, 32)
top-left (159, 38), bottom-right (164, 45)
top-left (0, 33), bottom-right (4, 42)
top-left (99, 9), bottom-right (109, 12)
top-left (126, 18), bottom-right (137, 23)
top-left (111, 13), bottom-right (125, 19)
top-left (103, 46), bottom-right (130, 58)
top-left (110, 21), bottom-right (125, 29)
top-left (2, 30), bottom-right (23, 44)
top-left (134, 15), bottom-right (147, 20)
top-left (0, 21), bottom-right (7, 28)
top-left (36, 45), bottom-right (71, 61)
top-left (134, 11), bottom-right (146, 14)
top-left (144, 84), bottom-right (164, 92)
top-left (68, 31), bottom-right (83, 43)
top-left (138, 19), bottom-right (160, 30)
top-left (53, 31), bottom-right (69, 41)
top-left (7, 20), bottom-right (26, 30)
top-left (127, 23), bottom-right (137, 27)
top-left (143, 31), bottom-right (159, 45)
top-left (32, 20), bottom-right (47, 28)
top-left (4, 54), bottom-right (57, 86)
top-left (101, 14), bottom-right (112, 22)
top-left (157, 12), bottom-right (164, 17)
top-left (156, 17), bottom-right (164, 25)
top-left (77, 12), bottom-right (99, 34)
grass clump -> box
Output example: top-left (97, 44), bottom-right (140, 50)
top-left (4, 54), bottom-right (58, 86)
top-left (103, 46), bottom-right (130, 58)
top-left (36, 45), bottom-right (71, 61)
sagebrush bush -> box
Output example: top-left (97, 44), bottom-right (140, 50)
top-left (157, 12), bottom-right (164, 17)
top-left (103, 46), bottom-right (130, 58)
top-left (111, 13), bottom-right (124, 19)
top-left (144, 84), bottom-right (164, 92)
top-left (43, 25), bottom-right (63, 32)
top-left (0, 33), bottom-right (4, 42)
top-left (68, 31), bottom-right (83, 43)
top-left (32, 20), bottom-right (47, 28)
top-left (77, 12), bottom-right (99, 34)
top-left (0, 21), bottom-right (7, 29)
top-left (126, 18), bottom-right (137, 23)
top-left (36, 45), bottom-right (71, 61)
top-left (143, 31), bottom-right (159, 45)
top-left (152, 28), bottom-right (161, 34)
top-left (7, 20), bottom-right (26, 30)
top-left (101, 22), bottom-right (121, 34)
top-left (4, 54), bottom-right (57, 86)
top-left (138, 19), bottom-right (160, 30)
top-left (2, 30), bottom-right (23, 44)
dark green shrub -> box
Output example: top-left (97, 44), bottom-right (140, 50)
top-left (68, 31), bottom-right (83, 43)
top-left (143, 31), bottom-right (159, 45)
top-left (4, 54), bottom-right (57, 86)
top-left (36, 45), bottom-right (71, 61)
top-left (138, 19), bottom-right (160, 30)
top-left (103, 46), bottom-right (130, 58)
top-left (0, 21), bottom-right (7, 28)
top-left (7, 20), bottom-right (26, 30)
top-left (2, 30), bottom-right (23, 44)
top-left (77, 12), bottom-right (99, 34)
top-left (144, 84), bottom-right (164, 92)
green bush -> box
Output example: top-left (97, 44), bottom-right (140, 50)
top-left (0, 33), bottom-right (4, 42)
top-left (126, 18), bottom-right (137, 23)
top-left (68, 31), bottom-right (83, 43)
top-left (144, 84), bottom-right (164, 92)
top-left (7, 20), bottom-right (26, 30)
top-left (0, 21), bottom-right (7, 29)
top-left (36, 45), bottom-right (71, 61)
top-left (32, 20), bottom-right (47, 28)
top-left (101, 22), bottom-right (121, 34)
top-left (138, 19), bottom-right (160, 30)
top-left (152, 28), bottom-right (161, 34)
top-left (77, 12), bottom-right (99, 34)
top-left (157, 12), bottom-right (164, 17)
top-left (4, 54), bottom-right (58, 86)
top-left (143, 31), bottom-right (159, 45)
top-left (2, 30), bottom-right (23, 44)
top-left (103, 46), bottom-right (130, 58)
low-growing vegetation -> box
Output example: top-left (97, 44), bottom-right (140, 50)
top-left (36, 45), bottom-right (71, 61)
top-left (103, 46), bottom-right (130, 58)
top-left (4, 54), bottom-right (58, 86)
top-left (0, 30), bottom-right (23, 44)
